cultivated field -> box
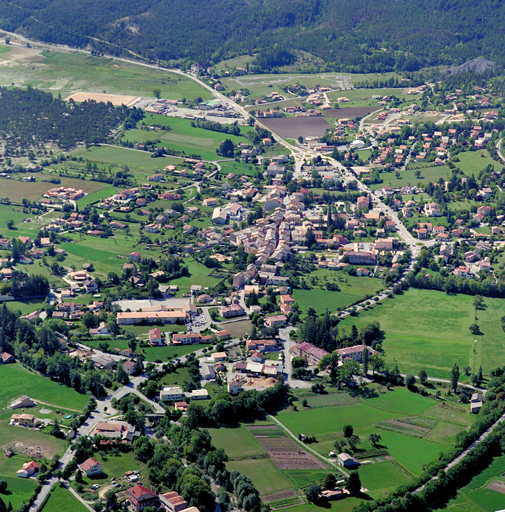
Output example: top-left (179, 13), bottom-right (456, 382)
top-left (208, 425), bottom-right (266, 459)
top-left (261, 117), bottom-right (333, 139)
top-left (338, 288), bottom-right (505, 379)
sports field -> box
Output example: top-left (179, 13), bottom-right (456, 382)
top-left (338, 288), bottom-right (505, 379)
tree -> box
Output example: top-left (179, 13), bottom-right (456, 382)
top-left (128, 337), bottom-right (137, 353)
top-left (469, 323), bottom-right (481, 335)
top-left (419, 369), bottom-right (428, 384)
top-left (473, 295), bottom-right (484, 309)
top-left (0, 481), bottom-right (6, 493)
top-left (368, 433), bottom-right (381, 447)
top-left (348, 435), bottom-right (360, 450)
top-left (305, 484), bottom-right (321, 503)
top-left (451, 363), bottom-right (460, 392)
top-left (414, 170), bottom-right (422, 179)
top-left (153, 88), bottom-right (161, 99)
top-left (323, 473), bottom-right (336, 490)
top-left (5, 220), bottom-right (13, 230)
top-left (346, 472), bottom-right (362, 495)
top-left (343, 424), bottom-right (353, 438)
top-left (405, 374), bottom-right (416, 389)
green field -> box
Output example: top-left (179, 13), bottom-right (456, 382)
top-left (208, 425), bottom-right (266, 459)
top-left (338, 288), bottom-right (505, 379)
top-left (455, 150), bottom-right (497, 176)
top-left (434, 454), bottom-right (505, 512)
top-left (0, 455), bottom-right (38, 511)
top-left (169, 259), bottom-right (224, 293)
top-left (0, 363), bottom-right (88, 410)
top-left (123, 115), bottom-right (255, 161)
top-left (292, 272), bottom-right (384, 314)
top-left (0, 47), bottom-right (211, 101)
top-left (226, 458), bottom-right (294, 495)
top-left (278, 386), bottom-right (472, 476)
top-left (41, 484), bottom-right (89, 512)
top-left (369, 165), bottom-right (452, 190)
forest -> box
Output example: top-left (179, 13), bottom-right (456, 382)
top-left (0, 87), bottom-right (143, 150)
top-left (1, 0), bottom-right (505, 72)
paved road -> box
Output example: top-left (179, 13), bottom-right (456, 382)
top-left (414, 412), bottom-right (505, 494)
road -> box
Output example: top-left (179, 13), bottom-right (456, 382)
top-left (414, 412), bottom-right (505, 494)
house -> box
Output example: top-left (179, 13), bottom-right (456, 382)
top-left (212, 352), bottom-right (227, 362)
top-left (185, 389), bottom-right (209, 400)
top-left (78, 458), bottom-right (103, 477)
top-left (11, 414), bottom-right (40, 428)
top-left (477, 205), bottom-right (493, 217)
top-left (128, 485), bottom-right (160, 512)
top-left (219, 304), bottom-right (245, 318)
top-left (0, 351), bottom-right (15, 364)
top-left (92, 421), bottom-right (139, 442)
top-left (201, 364), bottom-right (216, 380)
top-left (203, 198), bottom-right (217, 207)
top-left (215, 330), bottom-right (231, 340)
top-left (123, 361), bottom-right (137, 376)
top-left (425, 202), bottom-right (442, 217)
top-left (174, 402), bottom-right (189, 412)
top-left (160, 386), bottom-right (185, 401)
top-left (338, 453), bottom-right (360, 468)
top-left (265, 314), bottom-right (287, 328)
top-left (149, 328), bottom-right (163, 346)
top-left (470, 393), bottom-right (483, 413)
top-left (129, 252), bottom-right (142, 263)
top-left (228, 380), bottom-right (242, 395)
top-left (11, 396), bottom-right (36, 409)
top-left (251, 352), bottom-right (264, 363)
top-left (17, 461), bottom-right (40, 478)
top-left (89, 322), bottom-right (109, 336)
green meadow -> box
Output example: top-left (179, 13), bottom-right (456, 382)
top-left (338, 288), bottom-right (505, 379)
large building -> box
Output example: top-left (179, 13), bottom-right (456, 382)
top-left (290, 342), bottom-right (328, 366)
top-left (117, 311), bottom-right (188, 325)
top-left (336, 344), bottom-right (375, 362)
top-left (128, 485), bottom-right (159, 511)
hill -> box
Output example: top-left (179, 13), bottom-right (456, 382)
top-left (1, 0), bottom-right (505, 72)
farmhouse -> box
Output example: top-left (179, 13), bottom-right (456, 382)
top-left (78, 458), bottom-right (103, 477)
top-left (337, 453), bottom-right (360, 467)
top-left (11, 396), bottom-right (36, 409)
top-left (17, 461), bottom-right (40, 478)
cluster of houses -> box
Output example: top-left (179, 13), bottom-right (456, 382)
top-left (44, 186), bottom-right (84, 202)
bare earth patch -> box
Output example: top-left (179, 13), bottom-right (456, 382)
top-left (487, 481), bottom-right (505, 494)
top-left (383, 419), bottom-right (431, 432)
top-left (256, 436), bottom-right (328, 470)
top-left (65, 92), bottom-right (141, 106)
top-left (262, 490), bottom-right (300, 503)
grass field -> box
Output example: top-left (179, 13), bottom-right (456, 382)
top-left (0, 455), bottom-right (38, 511)
top-left (5, 299), bottom-right (47, 316)
top-left (0, 363), bottom-right (88, 410)
top-left (292, 272), bottom-right (384, 315)
top-left (226, 458), bottom-right (294, 495)
top-left (0, 176), bottom-right (108, 203)
top-left (169, 259), bottom-right (224, 293)
top-left (432, 454), bottom-right (505, 512)
top-left (368, 165), bottom-right (452, 190)
top-left (338, 288), bottom-right (505, 379)
top-left (41, 484), bottom-right (89, 512)
top-left (123, 116), bottom-right (255, 161)
top-left (278, 386), bottom-right (472, 476)
top-left (455, 150), bottom-right (497, 176)
top-left (208, 425), bottom-right (266, 459)
top-left (0, 46), bottom-right (211, 101)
